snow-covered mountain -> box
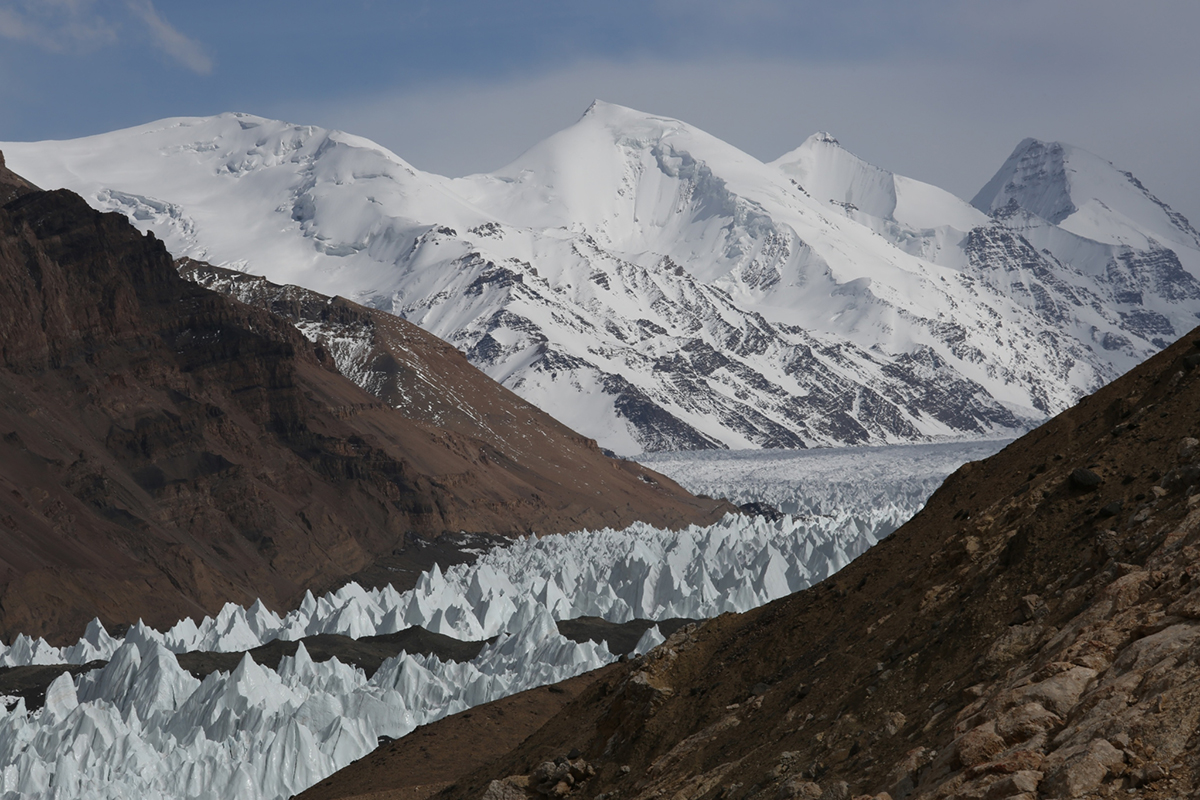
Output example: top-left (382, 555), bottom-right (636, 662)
top-left (5, 103), bottom-right (1198, 454)
top-left (973, 138), bottom-right (1200, 251)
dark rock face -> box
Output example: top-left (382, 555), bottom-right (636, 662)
top-left (963, 225), bottom-right (1086, 328)
top-left (737, 501), bottom-right (785, 522)
top-left (1068, 467), bottom-right (1103, 491)
top-left (0, 152), bottom-right (37, 205)
top-left (973, 139), bottom-right (1078, 224)
top-left (0, 162), bottom-right (730, 642)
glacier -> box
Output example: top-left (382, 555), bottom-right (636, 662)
top-left (640, 439), bottom-right (1010, 538)
top-left (0, 506), bottom-right (911, 800)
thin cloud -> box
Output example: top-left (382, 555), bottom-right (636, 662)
top-left (0, 0), bottom-right (210, 73)
top-left (0, 0), bottom-right (116, 51)
top-left (0, 8), bottom-right (35, 41)
top-left (126, 0), bottom-right (212, 75)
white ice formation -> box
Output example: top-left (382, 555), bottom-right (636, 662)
top-left (630, 625), bottom-right (665, 657)
top-left (0, 505), bottom-right (898, 800)
top-left (1, 507), bottom-right (890, 667)
top-left (0, 610), bottom-right (609, 800)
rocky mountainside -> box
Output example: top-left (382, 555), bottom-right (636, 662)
top-left (5, 105), bottom-right (1199, 455)
top-left (176, 259), bottom-right (628, 460)
top-left (315, 326), bottom-right (1200, 800)
top-left (0, 157), bottom-right (728, 642)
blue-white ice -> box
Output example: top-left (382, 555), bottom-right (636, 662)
top-left (0, 442), bottom-right (999, 799)
top-left (640, 439), bottom-right (1010, 537)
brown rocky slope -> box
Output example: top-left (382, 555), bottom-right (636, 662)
top-left (176, 260), bottom-right (610, 462)
top-left (317, 327), bottom-right (1200, 800)
top-left (0, 157), bottom-right (729, 642)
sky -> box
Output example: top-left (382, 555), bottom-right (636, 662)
top-left (1, 0), bottom-right (1199, 220)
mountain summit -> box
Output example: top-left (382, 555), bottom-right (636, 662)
top-left (973, 138), bottom-right (1200, 251)
top-left (5, 105), bottom-right (1200, 453)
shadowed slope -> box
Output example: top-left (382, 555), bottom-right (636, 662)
top-left (0, 156), bottom-right (729, 642)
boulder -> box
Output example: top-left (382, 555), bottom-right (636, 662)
top-left (1041, 739), bottom-right (1124, 798)
top-left (955, 725), bottom-right (1006, 767)
top-left (995, 702), bottom-right (1063, 745)
top-left (1069, 469), bottom-right (1103, 491)
top-left (983, 770), bottom-right (1041, 800)
top-left (778, 777), bottom-right (823, 800)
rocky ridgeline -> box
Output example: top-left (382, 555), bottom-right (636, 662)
top-left (893, 444), bottom-right (1200, 799)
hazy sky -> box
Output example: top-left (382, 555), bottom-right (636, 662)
top-left (2, 1), bottom-right (1199, 220)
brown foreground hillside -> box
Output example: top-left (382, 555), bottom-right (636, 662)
top-left (313, 326), bottom-right (1200, 800)
top-left (0, 156), bottom-right (729, 642)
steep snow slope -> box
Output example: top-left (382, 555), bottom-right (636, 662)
top-left (6, 105), bottom-right (1199, 453)
top-left (972, 138), bottom-right (1200, 251)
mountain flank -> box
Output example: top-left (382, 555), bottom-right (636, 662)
top-left (300, 667), bottom-right (624, 800)
top-left (0, 156), bottom-right (729, 642)
top-left (314, 326), bottom-right (1200, 799)
top-left (176, 259), bottom-right (625, 461)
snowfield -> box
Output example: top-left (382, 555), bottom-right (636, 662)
top-left (0, 441), bottom-right (996, 799)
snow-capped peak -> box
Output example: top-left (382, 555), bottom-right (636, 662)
top-left (452, 98), bottom-right (770, 240)
top-left (5, 105), bottom-right (1200, 455)
top-left (772, 131), bottom-right (898, 221)
top-left (972, 137), bottom-right (1200, 250)
top-left (772, 132), bottom-right (988, 233)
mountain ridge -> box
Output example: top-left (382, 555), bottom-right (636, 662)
top-left (4, 104), bottom-right (1198, 454)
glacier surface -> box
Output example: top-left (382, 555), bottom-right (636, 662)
top-left (0, 500), bottom-right (920, 800)
top-left (640, 439), bottom-right (1009, 540)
